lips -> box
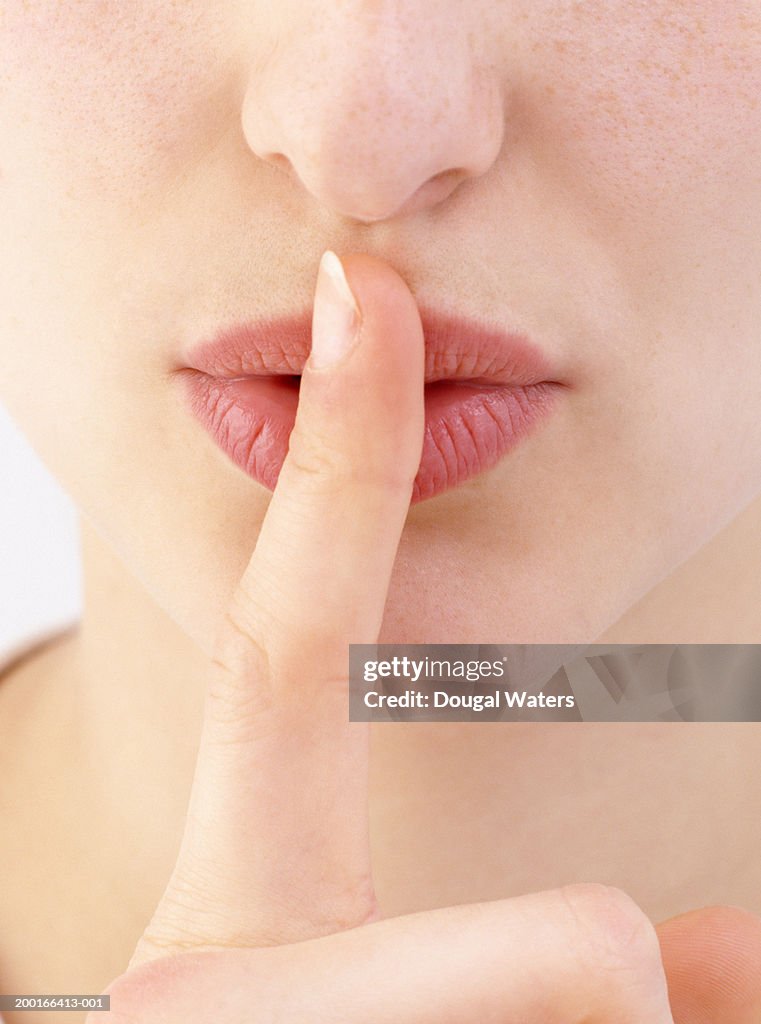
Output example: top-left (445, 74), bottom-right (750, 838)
top-left (178, 309), bottom-right (564, 502)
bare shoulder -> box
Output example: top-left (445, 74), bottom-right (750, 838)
top-left (0, 623), bottom-right (79, 684)
top-left (0, 624), bottom-right (80, 753)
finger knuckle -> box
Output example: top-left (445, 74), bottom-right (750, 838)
top-left (558, 883), bottom-right (663, 979)
top-left (213, 604), bottom-right (270, 682)
top-left (146, 866), bottom-right (260, 951)
top-left (286, 429), bottom-right (355, 494)
top-left (84, 968), bottom-right (157, 1024)
top-left (286, 427), bottom-right (414, 500)
top-left (87, 956), bottom-right (210, 1024)
top-left (207, 609), bottom-right (275, 727)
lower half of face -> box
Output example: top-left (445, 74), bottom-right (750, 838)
top-left (2, 254), bottom-right (759, 653)
top-left (1, 2), bottom-right (760, 652)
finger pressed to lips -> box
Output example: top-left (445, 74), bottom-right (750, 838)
top-left (109, 254), bottom-right (761, 1024)
top-left (181, 263), bottom-right (563, 502)
top-left (128, 253), bottom-right (425, 966)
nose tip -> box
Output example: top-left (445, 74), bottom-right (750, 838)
top-left (242, 17), bottom-right (504, 225)
top-left (351, 169), bottom-right (474, 224)
top-left (267, 157), bottom-right (473, 223)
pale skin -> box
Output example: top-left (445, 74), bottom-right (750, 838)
top-left (1, 255), bottom-right (761, 1023)
top-left (2, 1), bottom-right (761, 1020)
top-left (79, 255), bottom-right (761, 1019)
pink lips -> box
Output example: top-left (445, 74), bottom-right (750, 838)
top-left (179, 309), bottom-right (564, 502)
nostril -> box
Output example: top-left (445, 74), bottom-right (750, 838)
top-left (394, 169), bottom-right (470, 217)
top-left (258, 151), bottom-right (470, 224)
top-left (265, 152), bottom-right (294, 176)
top-left (343, 170), bottom-right (471, 224)
top-left (430, 168), bottom-right (466, 186)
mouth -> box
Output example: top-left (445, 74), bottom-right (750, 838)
top-left (178, 309), bottom-right (566, 503)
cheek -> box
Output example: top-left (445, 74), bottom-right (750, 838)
top-left (0, 1), bottom-right (238, 210)
top-left (533, 3), bottom-right (761, 204)
top-left (504, 0), bottom-right (761, 363)
top-left (538, 0), bottom-right (761, 310)
top-left (0, 9), bottom-right (257, 656)
top-left (0, 1), bottom-right (236, 449)
top-left (531, 3), bottom-right (761, 489)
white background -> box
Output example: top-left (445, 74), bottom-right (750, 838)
top-left (0, 402), bottom-right (82, 659)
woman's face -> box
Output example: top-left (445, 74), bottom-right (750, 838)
top-left (1, 2), bottom-right (760, 649)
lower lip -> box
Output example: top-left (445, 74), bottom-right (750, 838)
top-left (181, 372), bottom-right (561, 502)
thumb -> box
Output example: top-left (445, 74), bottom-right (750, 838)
top-left (656, 904), bottom-right (761, 1023)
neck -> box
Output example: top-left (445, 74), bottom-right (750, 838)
top-left (73, 517), bottom-right (210, 882)
top-left (69, 493), bottom-right (761, 835)
top-left (598, 490), bottom-right (761, 643)
top-left (2, 504), bottom-right (761, 991)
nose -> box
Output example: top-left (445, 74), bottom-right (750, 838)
top-left (240, 7), bottom-right (505, 223)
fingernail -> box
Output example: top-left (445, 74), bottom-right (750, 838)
top-left (310, 250), bottom-right (361, 370)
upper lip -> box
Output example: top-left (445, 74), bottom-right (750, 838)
top-left (183, 308), bottom-right (561, 387)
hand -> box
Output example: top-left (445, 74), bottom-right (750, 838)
top-left (89, 251), bottom-right (761, 1023)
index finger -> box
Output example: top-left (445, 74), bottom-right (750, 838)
top-left (130, 251), bottom-right (425, 966)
